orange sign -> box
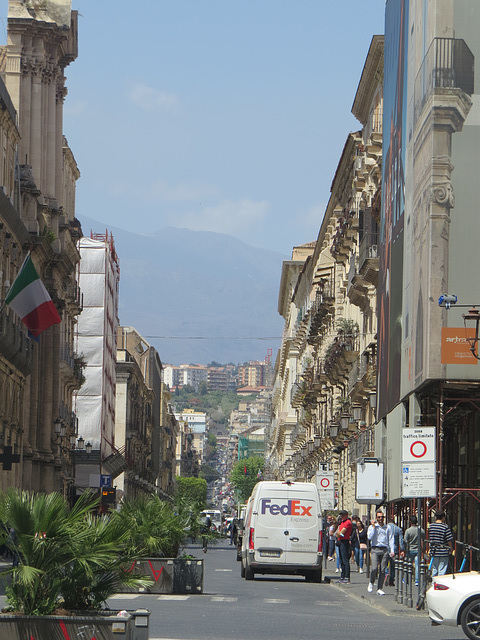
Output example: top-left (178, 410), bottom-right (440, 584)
top-left (441, 327), bottom-right (478, 364)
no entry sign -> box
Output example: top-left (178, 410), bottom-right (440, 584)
top-left (402, 427), bottom-right (435, 462)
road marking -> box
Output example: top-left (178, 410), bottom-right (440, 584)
top-left (314, 601), bottom-right (342, 606)
top-left (211, 596), bottom-right (238, 602)
top-left (214, 568), bottom-right (233, 572)
top-left (156, 595), bottom-right (191, 600)
top-left (109, 594), bottom-right (140, 599)
top-left (263, 598), bottom-right (290, 604)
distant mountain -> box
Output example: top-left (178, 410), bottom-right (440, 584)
top-left (79, 217), bottom-right (287, 365)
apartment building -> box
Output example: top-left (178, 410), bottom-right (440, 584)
top-left (268, 36), bottom-right (383, 518)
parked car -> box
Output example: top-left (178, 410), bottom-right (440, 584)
top-left (427, 571), bottom-right (480, 640)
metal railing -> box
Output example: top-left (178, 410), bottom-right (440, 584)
top-left (414, 37), bottom-right (474, 123)
top-left (358, 233), bottom-right (378, 269)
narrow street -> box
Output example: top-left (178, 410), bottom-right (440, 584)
top-left (103, 541), bottom-right (465, 640)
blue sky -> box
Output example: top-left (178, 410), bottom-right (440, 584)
top-left (0, 1), bottom-right (386, 255)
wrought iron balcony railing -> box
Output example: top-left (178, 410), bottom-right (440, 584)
top-left (414, 37), bottom-right (474, 124)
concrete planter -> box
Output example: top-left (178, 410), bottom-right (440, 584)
top-left (122, 557), bottom-right (204, 594)
top-left (0, 608), bottom-right (150, 640)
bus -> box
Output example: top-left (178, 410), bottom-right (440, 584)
top-left (200, 509), bottom-right (222, 531)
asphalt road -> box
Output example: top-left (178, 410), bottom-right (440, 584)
top-left (105, 540), bottom-right (467, 640)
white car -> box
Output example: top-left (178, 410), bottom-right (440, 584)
top-left (427, 571), bottom-right (480, 640)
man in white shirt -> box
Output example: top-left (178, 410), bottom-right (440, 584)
top-left (367, 510), bottom-right (395, 595)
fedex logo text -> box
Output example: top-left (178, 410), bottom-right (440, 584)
top-left (261, 498), bottom-right (313, 516)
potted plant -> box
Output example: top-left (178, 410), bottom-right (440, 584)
top-left (111, 494), bottom-right (204, 595)
top-left (0, 489), bottom-right (152, 639)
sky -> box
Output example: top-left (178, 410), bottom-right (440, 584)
top-left (0, 0), bottom-right (386, 256)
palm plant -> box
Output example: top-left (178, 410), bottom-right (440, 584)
top-left (60, 512), bottom-right (152, 611)
top-left (0, 489), bottom-right (96, 614)
top-left (0, 489), bottom-right (152, 615)
top-left (112, 494), bottom-right (188, 559)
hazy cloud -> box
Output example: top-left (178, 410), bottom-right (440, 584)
top-left (146, 179), bottom-right (220, 203)
top-left (177, 199), bottom-right (270, 236)
top-left (129, 83), bottom-right (179, 111)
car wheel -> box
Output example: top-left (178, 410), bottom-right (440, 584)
top-left (461, 598), bottom-right (480, 640)
top-left (245, 562), bottom-right (255, 581)
top-left (240, 560), bottom-right (245, 578)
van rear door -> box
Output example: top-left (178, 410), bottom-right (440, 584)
top-left (253, 484), bottom-right (290, 564)
top-left (283, 486), bottom-right (319, 565)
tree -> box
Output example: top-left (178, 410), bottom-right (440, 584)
top-left (230, 456), bottom-right (265, 502)
top-left (175, 476), bottom-right (207, 510)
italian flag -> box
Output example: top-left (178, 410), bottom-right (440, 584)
top-left (5, 253), bottom-right (61, 337)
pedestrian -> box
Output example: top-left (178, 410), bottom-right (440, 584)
top-left (335, 510), bottom-right (352, 584)
top-left (201, 515), bottom-right (212, 553)
top-left (352, 518), bottom-right (367, 573)
top-left (386, 517), bottom-right (405, 586)
top-left (327, 515), bottom-right (336, 561)
top-left (231, 517), bottom-right (238, 547)
top-left (367, 510), bottom-right (395, 596)
top-left (349, 516), bottom-right (359, 571)
top-left (428, 510), bottom-right (454, 577)
top-left (404, 515), bottom-right (425, 585)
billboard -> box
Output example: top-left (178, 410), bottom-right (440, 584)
top-left (378, 0), bottom-right (408, 419)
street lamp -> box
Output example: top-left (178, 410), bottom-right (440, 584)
top-left (85, 441), bottom-right (92, 454)
top-left (463, 307), bottom-right (480, 359)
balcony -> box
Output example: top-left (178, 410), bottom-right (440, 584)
top-left (307, 279), bottom-right (335, 344)
top-left (0, 309), bottom-right (33, 376)
top-left (414, 37), bottom-right (474, 125)
top-left (324, 334), bottom-right (360, 384)
top-left (358, 233), bottom-right (379, 286)
top-left (347, 256), bottom-right (369, 308)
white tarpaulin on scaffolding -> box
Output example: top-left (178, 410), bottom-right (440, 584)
top-left (74, 236), bottom-right (119, 454)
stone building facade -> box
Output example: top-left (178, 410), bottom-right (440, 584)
top-left (0, 1), bottom-right (82, 495)
top-left (267, 36), bottom-right (383, 518)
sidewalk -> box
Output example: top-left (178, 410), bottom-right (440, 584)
top-left (325, 563), bottom-right (429, 617)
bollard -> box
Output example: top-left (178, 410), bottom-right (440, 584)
top-left (397, 556), bottom-right (404, 604)
top-left (407, 559), bottom-right (413, 608)
top-left (131, 609), bottom-right (150, 640)
top-left (393, 555), bottom-right (399, 602)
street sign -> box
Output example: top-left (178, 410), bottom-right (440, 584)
top-left (315, 470), bottom-right (335, 510)
top-left (100, 474), bottom-right (112, 488)
top-left (402, 463), bottom-right (436, 498)
top-left (356, 458), bottom-right (384, 504)
top-left (401, 427), bottom-right (437, 498)
top-left (402, 427), bottom-right (435, 462)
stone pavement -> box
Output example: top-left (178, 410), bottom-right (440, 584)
top-left (324, 562), bottom-right (430, 618)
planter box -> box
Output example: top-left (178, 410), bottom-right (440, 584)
top-left (122, 557), bottom-right (204, 594)
top-left (0, 608), bottom-right (150, 640)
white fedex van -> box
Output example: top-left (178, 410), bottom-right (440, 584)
top-left (241, 480), bottom-right (323, 582)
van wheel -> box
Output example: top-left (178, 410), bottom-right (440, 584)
top-left (245, 563), bottom-right (255, 581)
top-left (241, 560), bottom-right (245, 578)
top-left (305, 570), bottom-right (322, 583)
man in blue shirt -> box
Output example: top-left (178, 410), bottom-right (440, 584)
top-left (386, 518), bottom-right (405, 586)
top-left (367, 510), bottom-right (395, 595)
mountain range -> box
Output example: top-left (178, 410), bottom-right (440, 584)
top-left (79, 216), bottom-right (287, 365)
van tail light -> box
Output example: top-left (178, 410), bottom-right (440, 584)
top-left (249, 527), bottom-right (254, 550)
top-left (318, 530), bottom-right (323, 553)
top-left (433, 582), bottom-right (449, 591)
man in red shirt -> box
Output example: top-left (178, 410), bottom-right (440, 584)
top-left (336, 510), bottom-right (352, 583)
